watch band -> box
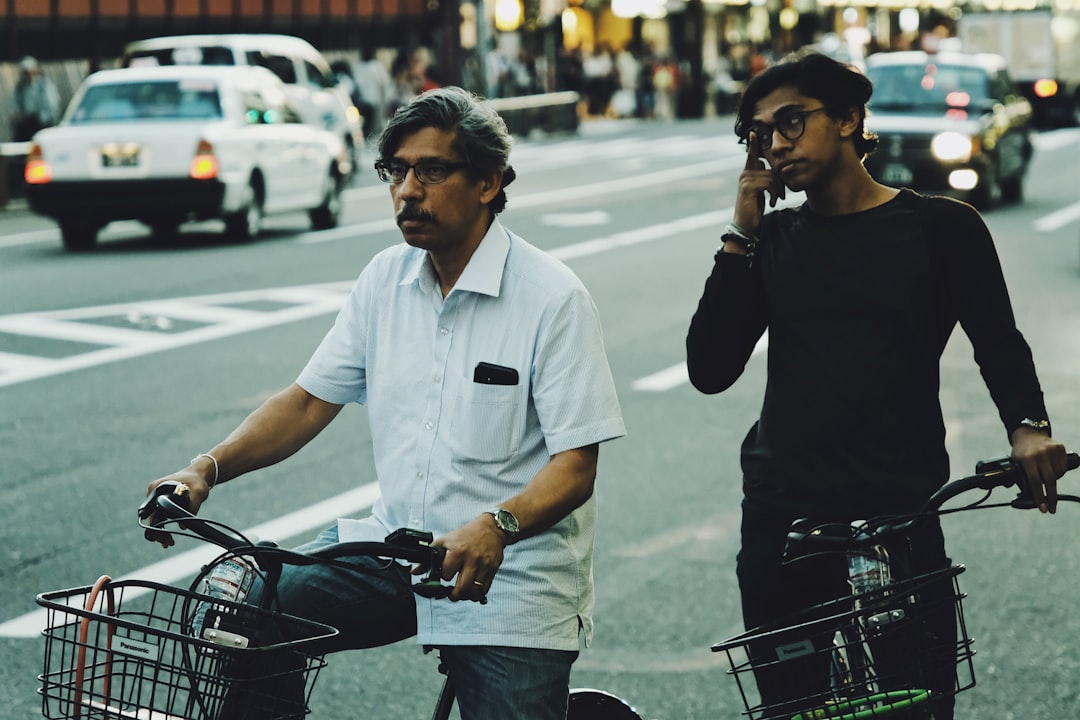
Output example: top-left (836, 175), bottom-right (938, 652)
top-left (1018, 418), bottom-right (1051, 434)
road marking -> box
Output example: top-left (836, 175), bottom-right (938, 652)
top-left (631, 333), bottom-right (769, 392)
top-left (0, 483), bottom-right (381, 638)
top-left (0, 283), bottom-right (353, 388)
top-left (1035, 200), bottom-right (1080, 232)
top-left (0, 198), bottom-right (753, 388)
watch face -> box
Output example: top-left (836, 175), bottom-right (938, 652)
top-left (495, 508), bottom-right (520, 534)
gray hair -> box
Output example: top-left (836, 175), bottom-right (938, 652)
top-left (377, 86), bottom-right (517, 214)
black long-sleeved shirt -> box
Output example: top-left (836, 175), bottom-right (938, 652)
top-left (687, 189), bottom-right (1048, 518)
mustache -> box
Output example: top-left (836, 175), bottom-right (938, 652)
top-left (397, 206), bottom-right (436, 224)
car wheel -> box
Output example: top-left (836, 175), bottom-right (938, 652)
top-left (224, 181), bottom-right (263, 242)
top-left (60, 221), bottom-right (99, 251)
top-left (148, 222), bottom-right (180, 240)
top-left (309, 172), bottom-right (343, 230)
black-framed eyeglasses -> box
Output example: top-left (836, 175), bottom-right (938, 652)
top-left (742, 106), bottom-right (827, 152)
top-left (374, 159), bottom-right (469, 185)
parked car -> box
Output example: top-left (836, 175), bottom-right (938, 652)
top-left (24, 64), bottom-right (349, 250)
top-left (863, 51), bottom-right (1034, 207)
top-left (122, 34), bottom-right (363, 173)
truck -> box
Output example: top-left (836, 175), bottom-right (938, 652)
top-left (957, 8), bottom-right (1080, 127)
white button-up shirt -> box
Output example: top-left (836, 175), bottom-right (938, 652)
top-left (296, 219), bottom-right (625, 649)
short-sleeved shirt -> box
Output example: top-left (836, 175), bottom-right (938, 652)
top-left (297, 219), bottom-right (625, 650)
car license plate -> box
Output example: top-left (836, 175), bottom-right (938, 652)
top-left (882, 163), bottom-right (913, 185)
top-left (101, 143), bottom-right (141, 168)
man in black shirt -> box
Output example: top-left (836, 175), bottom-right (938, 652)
top-left (686, 51), bottom-right (1068, 719)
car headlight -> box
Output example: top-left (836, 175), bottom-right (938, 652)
top-left (931, 132), bottom-right (974, 163)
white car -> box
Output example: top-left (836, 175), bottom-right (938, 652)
top-left (122, 34), bottom-right (363, 173)
top-left (24, 64), bottom-right (349, 251)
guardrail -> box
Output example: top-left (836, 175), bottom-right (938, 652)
top-left (487, 91), bottom-right (580, 138)
top-left (0, 141), bottom-right (30, 209)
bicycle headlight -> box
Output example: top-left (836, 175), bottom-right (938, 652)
top-left (931, 132), bottom-right (973, 163)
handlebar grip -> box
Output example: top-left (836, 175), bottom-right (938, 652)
top-left (139, 481), bottom-right (192, 543)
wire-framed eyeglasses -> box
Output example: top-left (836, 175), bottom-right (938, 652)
top-left (374, 159), bottom-right (469, 185)
top-left (741, 107), bottom-right (827, 152)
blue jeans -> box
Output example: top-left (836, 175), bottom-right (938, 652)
top-left (232, 525), bottom-right (576, 719)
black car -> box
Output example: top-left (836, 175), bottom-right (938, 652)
top-left (863, 51), bottom-right (1034, 207)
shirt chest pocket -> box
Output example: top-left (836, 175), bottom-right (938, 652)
top-left (450, 381), bottom-right (526, 463)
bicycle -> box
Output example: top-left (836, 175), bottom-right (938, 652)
top-left (35, 481), bottom-right (644, 720)
top-left (710, 451), bottom-right (1080, 720)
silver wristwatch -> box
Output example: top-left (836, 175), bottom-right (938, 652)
top-left (487, 508), bottom-right (520, 542)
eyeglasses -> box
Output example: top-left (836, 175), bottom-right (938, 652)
top-left (374, 159), bottom-right (469, 185)
top-left (742, 107), bottom-right (827, 152)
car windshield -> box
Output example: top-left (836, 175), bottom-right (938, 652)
top-left (125, 46), bottom-right (236, 67)
top-left (867, 64), bottom-right (991, 112)
top-left (70, 79), bottom-right (223, 124)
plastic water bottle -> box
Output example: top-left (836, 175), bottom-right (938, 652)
top-left (847, 521), bottom-right (891, 603)
top-left (191, 554), bottom-right (255, 640)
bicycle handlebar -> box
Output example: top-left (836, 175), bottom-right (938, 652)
top-left (138, 481), bottom-right (451, 599)
top-left (784, 452), bottom-right (1080, 558)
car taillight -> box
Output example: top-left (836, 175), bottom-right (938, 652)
top-left (24, 143), bottom-right (52, 184)
top-left (1033, 79), bottom-right (1059, 99)
top-left (189, 139), bottom-right (219, 180)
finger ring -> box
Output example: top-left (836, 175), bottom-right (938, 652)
top-left (473, 580), bottom-right (485, 587)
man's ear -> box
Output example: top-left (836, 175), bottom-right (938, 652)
top-left (479, 169), bottom-right (503, 205)
top-left (836, 106), bottom-right (862, 140)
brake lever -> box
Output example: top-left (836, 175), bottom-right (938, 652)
top-left (385, 528), bottom-right (452, 599)
top-left (1007, 452), bottom-right (1080, 509)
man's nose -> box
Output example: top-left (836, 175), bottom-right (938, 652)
top-left (395, 168), bottom-right (425, 198)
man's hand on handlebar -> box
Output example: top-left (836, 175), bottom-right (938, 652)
top-left (1010, 428), bottom-right (1069, 514)
top-left (414, 514), bottom-right (507, 604)
top-left (142, 470), bottom-right (212, 548)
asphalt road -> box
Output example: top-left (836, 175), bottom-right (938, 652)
top-left (2, 117), bottom-right (1080, 719)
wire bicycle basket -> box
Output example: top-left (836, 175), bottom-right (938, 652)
top-left (712, 566), bottom-right (976, 720)
top-left (37, 576), bottom-right (337, 720)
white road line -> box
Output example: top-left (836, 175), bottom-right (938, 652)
top-left (632, 363), bottom-right (690, 392)
top-left (1035, 200), bottom-right (1080, 232)
top-left (631, 332), bottom-right (770, 392)
top-left (0, 201), bottom-right (746, 388)
top-left (0, 284), bottom-right (352, 388)
top-left (0, 483), bottom-right (382, 638)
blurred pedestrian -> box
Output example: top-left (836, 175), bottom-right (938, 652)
top-left (13, 56), bottom-right (61, 141)
top-left (612, 46), bottom-right (640, 118)
top-left (651, 54), bottom-right (679, 120)
top-left (387, 49), bottom-right (420, 119)
top-left (582, 45), bottom-right (616, 117)
top-left (485, 39), bottom-right (511, 99)
top-left (352, 47), bottom-right (394, 141)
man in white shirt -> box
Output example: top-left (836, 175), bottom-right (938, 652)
top-left (146, 86), bottom-right (625, 720)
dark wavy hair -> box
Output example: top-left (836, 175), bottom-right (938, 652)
top-left (735, 50), bottom-right (879, 160)
top-left (377, 86), bottom-right (517, 214)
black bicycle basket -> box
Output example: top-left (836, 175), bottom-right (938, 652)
top-left (37, 577), bottom-right (337, 720)
top-left (711, 566), bottom-right (976, 720)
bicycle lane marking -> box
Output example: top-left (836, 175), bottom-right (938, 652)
top-left (0, 283), bottom-right (356, 388)
top-left (0, 200), bottom-right (748, 390)
top-left (0, 484), bottom-right (382, 638)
